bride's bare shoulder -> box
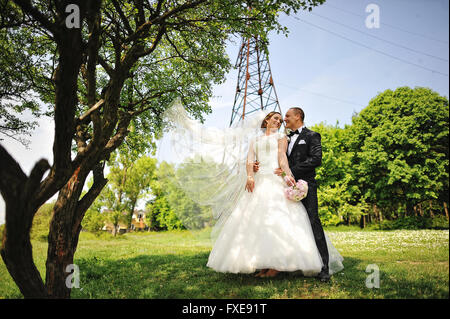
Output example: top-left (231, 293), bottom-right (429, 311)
top-left (277, 132), bottom-right (288, 140)
top-left (277, 133), bottom-right (289, 148)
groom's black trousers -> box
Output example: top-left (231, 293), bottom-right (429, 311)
top-left (301, 180), bottom-right (329, 269)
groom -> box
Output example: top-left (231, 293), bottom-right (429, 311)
top-left (256, 107), bottom-right (330, 282)
top-left (281, 107), bottom-right (330, 282)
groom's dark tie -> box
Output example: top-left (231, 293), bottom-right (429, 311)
top-left (288, 129), bottom-right (300, 137)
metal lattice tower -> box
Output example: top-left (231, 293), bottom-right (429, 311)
top-left (230, 36), bottom-right (282, 126)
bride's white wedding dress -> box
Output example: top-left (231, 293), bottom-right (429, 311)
top-left (206, 132), bottom-right (344, 276)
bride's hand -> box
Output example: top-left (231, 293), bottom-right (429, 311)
top-left (245, 176), bottom-right (255, 192)
top-left (285, 175), bottom-right (296, 187)
top-left (274, 168), bottom-right (283, 176)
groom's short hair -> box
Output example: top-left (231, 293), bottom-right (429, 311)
top-left (290, 107), bottom-right (305, 122)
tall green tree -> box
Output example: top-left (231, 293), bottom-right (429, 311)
top-left (105, 210), bottom-right (128, 236)
top-left (0, 5), bottom-right (48, 147)
top-left (0, 0), bottom-right (326, 298)
top-left (147, 161), bottom-right (212, 231)
top-left (81, 204), bottom-right (105, 233)
top-left (108, 153), bottom-right (157, 228)
top-left (147, 161), bottom-right (183, 230)
top-left (312, 122), bottom-right (367, 226)
top-left (347, 86), bottom-right (449, 219)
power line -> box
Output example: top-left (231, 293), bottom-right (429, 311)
top-left (309, 11), bottom-right (448, 62)
top-left (278, 82), bottom-right (364, 108)
top-left (291, 16), bottom-right (449, 77)
top-left (326, 3), bottom-right (449, 45)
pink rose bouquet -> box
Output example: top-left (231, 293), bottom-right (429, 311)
top-left (281, 172), bottom-right (308, 202)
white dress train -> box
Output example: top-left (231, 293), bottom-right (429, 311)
top-left (206, 132), bottom-right (344, 276)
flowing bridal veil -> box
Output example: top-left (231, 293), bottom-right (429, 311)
top-left (162, 100), bottom-right (344, 276)
top-left (162, 99), bottom-right (269, 244)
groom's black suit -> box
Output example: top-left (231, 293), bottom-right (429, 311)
top-left (287, 127), bottom-right (329, 271)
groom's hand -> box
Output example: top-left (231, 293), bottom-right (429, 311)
top-left (253, 161), bottom-right (259, 172)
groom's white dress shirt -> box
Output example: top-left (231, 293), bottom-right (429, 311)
top-left (287, 125), bottom-right (305, 156)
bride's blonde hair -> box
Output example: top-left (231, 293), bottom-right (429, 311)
top-left (261, 111), bottom-right (282, 129)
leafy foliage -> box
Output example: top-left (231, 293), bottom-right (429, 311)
top-left (0, 0), bottom-right (326, 150)
top-left (0, 28), bottom-right (49, 146)
top-left (0, 0), bottom-right (329, 298)
top-left (30, 202), bottom-right (55, 241)
top-left (373, 216), bottom-right (449, 230)
top-left (348, 87), bottom-right (449, 214)
top-left (82, 208), bottom-right (105, 233)
top-left (147, 161), bottom-right (212, 231)
top-left (312, 122), bottom-right (367, 226)
top-left (312, 87), bottom-right (448, 228)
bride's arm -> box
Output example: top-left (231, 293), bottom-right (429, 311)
top-left (245, 140), bottom-right (256, 192)
top-left (278, 136), bottom-right (295, 184)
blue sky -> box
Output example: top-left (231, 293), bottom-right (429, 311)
top-left (155, 0), bottom-right (449, 164)
top-left (0, 0), bottom-right (449, 224)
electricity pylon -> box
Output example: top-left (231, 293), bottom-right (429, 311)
top-left (229, 36), bottom-right (282, 126)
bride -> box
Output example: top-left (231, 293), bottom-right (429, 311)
top-left (164, 103), bottom-right (344, 279)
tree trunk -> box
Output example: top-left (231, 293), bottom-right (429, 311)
top-left (42, 15), bottom-right (87, 299)
top-left (117, 166), bottom-right (127, 208)
top-left (45, 163), bottom-right (107, 298)
top-left (444, 202), bottom-right (449, 220)
top-left (0, 146), bottom-right (51, 298)
top-left (406, 203), bottom-right (413, 217)
top-left (429, 201), bottom-right (434, 218)
top-left (373, 204), bottom-right (382, 223)
top-left (1, 0), bottom-right (129, 299)
top-left (359, 215), bottom-right (366, 229)
top-left (1, 206), bottom-right (48, 298)
top-left (0, 16), bottom-right (84, 298)
top-left (0, 42), bottom-right (83, 297)
top-left (418, 203), bottom-right (423, 217)
top-left (45, 167), bottom-right (86, 298)
top-left (128, 200), bottom-right (137, 230)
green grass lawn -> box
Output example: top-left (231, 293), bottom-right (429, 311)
top-left (0, 227), bottom-right (448, 299)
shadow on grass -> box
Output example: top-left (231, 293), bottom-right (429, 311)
top-left (70, 252), bottom-right (448, 299)
top-left (73, 251), bottom-right (326, 298)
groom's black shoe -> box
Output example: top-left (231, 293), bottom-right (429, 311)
top-left (317, 266), bottom-right (330, 282)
